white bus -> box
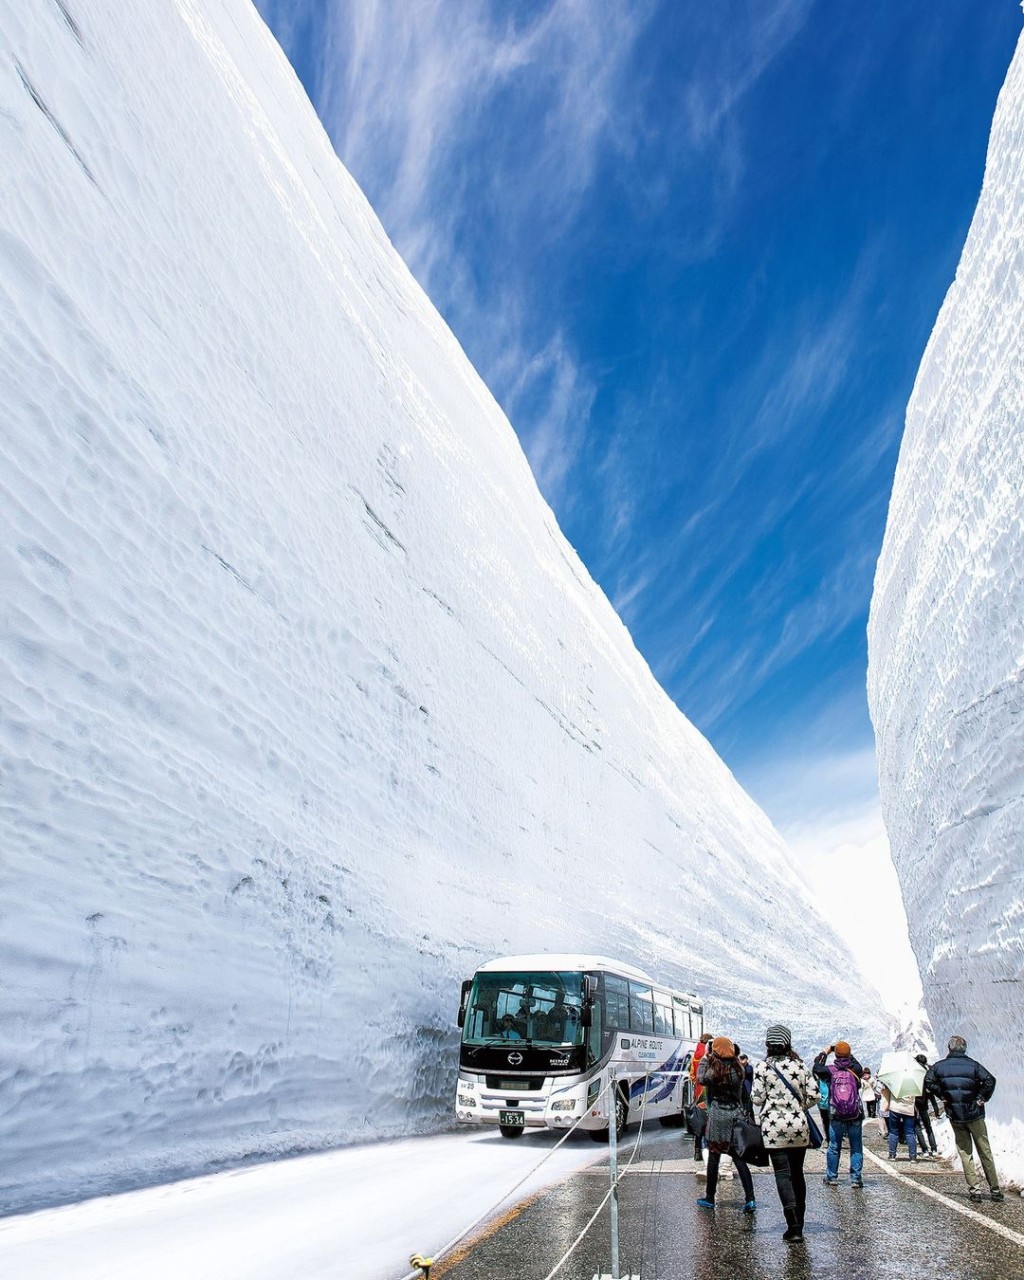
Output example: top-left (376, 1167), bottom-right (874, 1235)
top-left (454, 953), bottom-right (704, 1141)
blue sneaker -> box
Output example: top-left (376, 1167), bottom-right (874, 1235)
top-left (696, 1198), bottom-right (715, 1210)
top-left (743, 1199), bottom-right (756, 1213)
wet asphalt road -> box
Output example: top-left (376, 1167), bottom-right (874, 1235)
top-left (431, 1124), bottom-right (1024, 1280)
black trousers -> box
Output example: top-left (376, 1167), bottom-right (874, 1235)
top-left (769, 1147), bottom-right (808, 1223)
top-left (916, 1108), bottom-right (937, 1152)
top-left (705, 1150), bottom-right (755, 1202)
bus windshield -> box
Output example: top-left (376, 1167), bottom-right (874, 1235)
top-left (463, 970), bottom-right (585, 1047)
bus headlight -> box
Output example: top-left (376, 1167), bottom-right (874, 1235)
top-left (550, 1099), bottom-right (577, 1112)
top-left (458, 1094), bottom-right (477, 1108)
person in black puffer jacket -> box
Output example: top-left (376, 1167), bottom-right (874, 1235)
top-left (924, 1036), bottom-right (1003, 1202)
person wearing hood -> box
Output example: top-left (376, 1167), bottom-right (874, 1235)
top-left (813, 1041), bottom-right (865, 1188)
top-left (751, 1024), bottom-right (818, 1243)
top-left (925, 1036), bottom-right (1003, 1202)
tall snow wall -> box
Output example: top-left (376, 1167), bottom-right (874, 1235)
top-left (1, 0), bottom-right (886, 1212)
top-left (869, 31), bottom-right (1024, 1186)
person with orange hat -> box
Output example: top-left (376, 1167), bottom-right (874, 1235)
top-left (695, 1037), bottom-right (757, 1214)
top-left (813, 1040), bottom-right (866, 1188)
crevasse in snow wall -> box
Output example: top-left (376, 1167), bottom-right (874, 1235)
top-left (869, 32), bottom-right (1024, 1186)
top-left (1, 0), bottom-right (886, 1212)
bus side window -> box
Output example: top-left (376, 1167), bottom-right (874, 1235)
top-left (654, 994), bottom-right (673, 1036)
top-left (628, 982), bottom-right (654, 1034)
top-left (673, 997), bottom-right (691, 1039)
top-left (691, 1005), bottom-right (704, 1040)
top-left (604, 975), bottom-right (629, 1028)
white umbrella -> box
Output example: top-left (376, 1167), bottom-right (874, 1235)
top-left (877, 1050), bottom-right (926, 1100)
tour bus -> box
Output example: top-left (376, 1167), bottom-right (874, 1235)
top-left (454, 953), bottom-right (704, 1140)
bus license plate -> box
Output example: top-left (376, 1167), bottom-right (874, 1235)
top-left (499, 1109), bottom-right (524, 1127)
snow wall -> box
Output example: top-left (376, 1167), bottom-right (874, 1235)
top-left (869, 31), bottom-right (1024, 1186)
top-left (1, 0), bottom-right (887, 1212)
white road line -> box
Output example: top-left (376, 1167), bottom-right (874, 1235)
top-left (862, 1149), bottom-right (1024, 1249)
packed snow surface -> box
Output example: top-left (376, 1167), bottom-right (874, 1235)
top-left (0, 1131), bottom-right (608, 1280)
top-left (1, 0), bottom-right (886, 1212)
top-left (869, 31), bottom-right (1024, 1186)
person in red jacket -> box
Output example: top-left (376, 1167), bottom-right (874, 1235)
top-left (689, 1032), bottom-right (713, 1161)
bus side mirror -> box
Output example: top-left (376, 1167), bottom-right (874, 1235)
top-left (457, 979), bottom-right (472, 1029)
top-left (580, 975), bottom-right (595, 1028)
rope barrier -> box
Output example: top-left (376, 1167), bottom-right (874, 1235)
top-left (402, 1077), bottom-right (617, 1280)
top-left (404, 1065), bottom-right (696, 1279)
top-left (535, 1080), bottom-right (647, 1280)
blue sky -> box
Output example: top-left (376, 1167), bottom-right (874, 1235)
top-left (255, 0), bottom-right (1021, 846)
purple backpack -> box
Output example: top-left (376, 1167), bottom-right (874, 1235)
top-left (829, 1065), bottom-right (861, 1118)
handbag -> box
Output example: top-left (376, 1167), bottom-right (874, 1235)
top-left (770, 1063), bottom-right (823, 1150)
top-left (687, 1102), bottom-right (706, 1137)
top-left (731, 1111), bottom-right (769, 1166)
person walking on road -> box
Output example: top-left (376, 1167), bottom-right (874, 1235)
top-left (881, 1083), bottom-right (918, 1161)
top-left (913, 1054), bottom-right (941, 1159)
top-left (813, 1041), bottom-right (865, 1188)
top-left (695, 1037), bottom-right (757, 1215)
top-left (751, 1024), bottom-right (818, 1243)
top-left (860, 1067), bottom-right (878, 1118)
top-left (925, 1036), bottom-right (1003, 1202)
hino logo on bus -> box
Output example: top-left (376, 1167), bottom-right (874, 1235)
top-left (507, 1052), bottom-right (523, 1066)
top-left (550, 1053), bottom-right (570, 1066)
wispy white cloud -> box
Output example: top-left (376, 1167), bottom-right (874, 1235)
top-left (308, 0), bottom-right (652, 290)
top-left (751, 541), bottom-right (877, 686)
top-left (503, 330), bottom-right (597, 509)
top-left (722, 245), bottom-right (882, 487)
top-left (681, 0), bottom-right (817, 147)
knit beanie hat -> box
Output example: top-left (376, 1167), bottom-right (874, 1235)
top-left (765, 1024), bottom-right (792, 1050)
top-left (835, 1040), bottom-right (851, 1057)
top-left (711, 1036), bottom-right (736, 1058)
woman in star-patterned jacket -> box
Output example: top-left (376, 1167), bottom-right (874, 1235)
top-left (751, 1024), bottom-right (819, 1243)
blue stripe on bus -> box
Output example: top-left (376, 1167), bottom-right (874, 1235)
top-left (628, 1048), bottom-right (685, 1104)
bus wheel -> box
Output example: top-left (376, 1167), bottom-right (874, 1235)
top-left (614, 1092), bottom-right (628, 1140)
top-left (499, 1123), bottom-right (525, 1139)
top-left (589, 1093), bottom-right (628, 1142)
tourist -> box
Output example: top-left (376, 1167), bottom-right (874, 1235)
top-left (925, 1036), bottom-right (1003, 1202)
top-left (813, 1041), bottom-right (865, 1188)
top-left (695, 1038), bottom-right (756, 1215)
top-left (751, 1024), bottom-right (818, 1243)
